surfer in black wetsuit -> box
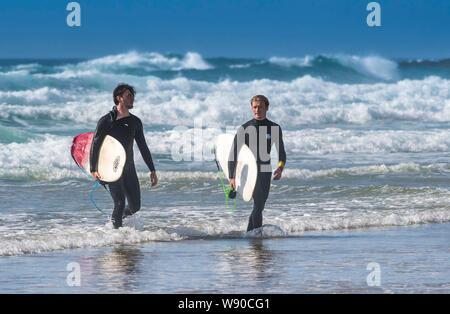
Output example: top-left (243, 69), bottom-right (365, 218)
top-left (229, 95), bottom-right (286, 232)
top-left (90, 83), bottom-right (158, 229)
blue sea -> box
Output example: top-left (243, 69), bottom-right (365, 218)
top-left (0, 52), bottom-right (449, 293)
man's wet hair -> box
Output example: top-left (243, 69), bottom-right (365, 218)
top-left (250, 95), bottom-right (269, 107)
top-left (113, 83), bottom-right (136, 105)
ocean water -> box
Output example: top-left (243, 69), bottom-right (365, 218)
top-left (0, 52), bottom-right (449, 293)
top-left (1, 223), bottom-right (448, 293)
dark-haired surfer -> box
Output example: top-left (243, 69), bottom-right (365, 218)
top-left (90, 83), bottom-right (158, 229)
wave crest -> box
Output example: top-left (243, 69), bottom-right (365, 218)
top-left (82, 51), bottom-right (213, 71)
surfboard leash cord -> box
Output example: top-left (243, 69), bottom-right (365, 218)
top-left (72, 157), bottom-right (112, 218)
top-left (89, 181), bottom-right (112, 218)
top-left (214, 149), bottom-right (237, 213)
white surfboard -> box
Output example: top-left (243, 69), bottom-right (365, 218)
top-left (93, 135), bottom-right (126, 182)
top-left (215, 133), bottom-right (258, 202)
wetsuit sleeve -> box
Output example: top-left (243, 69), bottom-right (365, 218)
top-left (90, 116), bottom-right (109, 173)
top-left (228, 134), bottom-right (238, 179)
top-left (135, 118), bottom-right (156, 172)
top-left (228, 126), bottom-right (246, 179)
top-left (276, 126), bottom-right (287, 166)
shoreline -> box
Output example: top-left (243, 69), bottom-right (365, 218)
top-left (0, 222), bottom-right (448, 293)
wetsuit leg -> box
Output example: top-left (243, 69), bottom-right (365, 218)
top-left (247, 171), bottom-right (272, 232)
top-left (109, 165), bottom-right (141, 229)
top-left (122, 166), bottom-right (141, 218)
top-left (109, 177), bottom-right (126, 229)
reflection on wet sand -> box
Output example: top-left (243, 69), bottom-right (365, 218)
top-left (95, 245), bottom-right (145, 292)
top-left (214, 239), bottom-right (280, 292)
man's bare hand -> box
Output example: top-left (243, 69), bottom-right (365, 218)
top-left (273, 166), bottom-right (283, 180)
top-left (91, 171), bottom-right (101, 182)
top-left (150, 171), bottom-right (158, 187)
top-left (229, 178), bottom-right (236, 190)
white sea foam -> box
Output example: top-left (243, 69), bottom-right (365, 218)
top-left (0, 63), bottom-right (42, 77)
top-left (80, 51), bottom-right (212, 71)
top-left (0, 69), bottom-right (30, 76)
top-left (0, 135), bottom-right (74, 169)
top-left (269, 56), bottom-right (313, 67)
top-left (0, 225), bottom-right (183, 256)
top-left (23, 51), bottom-right (212, 81)
top-left (139, 75), bottom-right (450, 127)
top-left (0, 161), bottom-right (446, 182)
top-left (0, 87), bottom-right (63, 105)
top-left (0, 206), bottom-right (448, 256)
top-left (0, 127), bottom-right (449, 179)
top-left (244, 224), bottom-right (287, 238)
top-left (269, 208), bottom-right (450, 233)
top-left (142, 128), bottom-right (450, 159)
top-left (268, 54), bottom-right (398, 80)
top-left (334, 55), bottom-right (398, 81)
top-left (0, 75), bottom-right (449, 126)
top-left (229, 63), bottom-right (252, 69)
top-left (281, 128), bottom-right (450, 155)
top-left (281, 162), bottom-right (442, 179)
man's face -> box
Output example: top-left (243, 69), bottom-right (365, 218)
top-left (118, 89), bottom-right (134, 109)
top-left (251, 100), bottom-right (268, 120)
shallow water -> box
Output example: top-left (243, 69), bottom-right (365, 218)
top-left (0, 223), bottom-right (448, 293)
top-left (0, 53), bottom-right (449, 293)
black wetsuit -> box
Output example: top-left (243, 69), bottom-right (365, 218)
top-left (228, 118), bottom-right (286, 232)
top-left (90, 106), bottom-right (155, 228)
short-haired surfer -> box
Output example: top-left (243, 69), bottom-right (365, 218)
top-left (229, 95), bottom-right (286, 232)
top-left (90, 83), bottom-right (158, 229)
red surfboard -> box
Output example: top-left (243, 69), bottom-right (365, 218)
top-left (71, 132), bottom-right (94, 172)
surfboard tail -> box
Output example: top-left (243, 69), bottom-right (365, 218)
top-left (71, 132), bottom-right (94, 170)
top-left (215, 133), bottom-right (257, 202)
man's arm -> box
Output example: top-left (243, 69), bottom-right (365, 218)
top-left (227, 134), bottom-right (238, 190)
top-left (135, 118), bottom-right (157, 186)
top-left (90, 116), bottom-right (109, 180)
top-left (228, 126), bottom-right (249, 190)
top-left (273, 126), bottom-right (286, 180)
top-left (228, 125), bottom-right (249, 179)
top-left (228, 134), bottom-right (238, 180)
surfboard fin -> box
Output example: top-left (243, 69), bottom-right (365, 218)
top-left (228, 189), bottom-right (236, 199)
